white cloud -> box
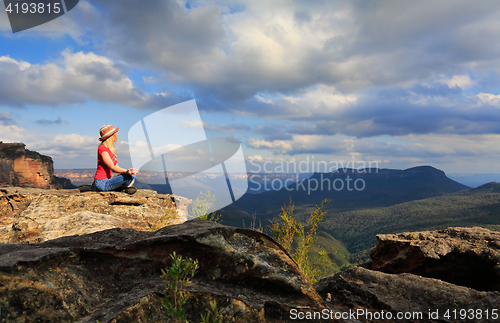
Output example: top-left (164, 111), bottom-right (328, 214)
top-left (0, 125), bottom-right (98, 168)
top-left (247, 154), bottom-right (264, 162)
top-left (247, 132), bottom-right (500, 166)
top-left (253, 85), bottom-right (358, 119)
top-left (248, 138), bottom-right (293, 154)
top-left (0, 51), bottom-right (180, 108)
top-left (476, 93), bottom-right (500, 108)
top-left (441, 74), bottom-right (475, 89)
top-left (182, 118), bottom-right (204, 129)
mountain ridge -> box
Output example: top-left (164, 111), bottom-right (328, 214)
top-left (219, 165), bottom-right (469, 226)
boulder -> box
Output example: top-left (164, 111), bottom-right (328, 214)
top-left (0, 187), bottom-right (191, 243)
top-left (315, 266), bottom-right (500, 323)
top-left (366, 227), bottom-right (500, 291)
top-left (0, 220), bottom-right (327, 323)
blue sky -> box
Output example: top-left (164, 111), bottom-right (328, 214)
top-left (2, 0), bottom-right (500, 175)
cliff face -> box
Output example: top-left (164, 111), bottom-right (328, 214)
top-left (0, 142), bottom-right (60, 189)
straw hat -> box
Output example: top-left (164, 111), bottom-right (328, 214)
top-left (98, 124), bottom-right (119, 141)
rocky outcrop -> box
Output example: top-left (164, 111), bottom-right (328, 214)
top-left (0, 187), bottom-right (191, 244)
top-left (315, 266), bottom-right (500, 323)
top-left (0, 220), bottom-right (328, 323)
top-left (367, 227), bottom-right (500, 291)
top-left (0, 142), bottom-right (62, 189)
top-left (1, 203), bottom-right (499, 323)
top-left (312, 227), bottom-right (500, 323)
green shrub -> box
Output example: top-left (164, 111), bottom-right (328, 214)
top-left (161, 252), bottom-right (198, 323)
top-left (150, 208), bottom-right (179, 231)
top-left (270, 198), bottom-right (332, 283)
top-left (161, 252), bottom-right (222, 323)
top-left (191, 191), bottom-right (215, 219)
top-left (200, 299), bottom-right (221, 323)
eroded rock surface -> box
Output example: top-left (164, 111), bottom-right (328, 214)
top-left (0, 220), bottom-right (327, 323)
top-left (315, 266), bottom-right (500, 323)
top-left (0, 187), bottom-right (191, 243)
top-left (367, 227), bottom-right (500, 291)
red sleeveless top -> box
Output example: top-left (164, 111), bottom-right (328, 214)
top-left (94, 146), bottom-right (117, 180)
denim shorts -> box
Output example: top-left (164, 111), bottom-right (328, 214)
top-left (93, 174), bottom-right (136, 192)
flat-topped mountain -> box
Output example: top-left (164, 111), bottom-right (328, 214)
top-left (220, 165), bottom-right (469, 227)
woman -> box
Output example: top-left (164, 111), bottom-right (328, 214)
top-left (93, 124), bottom-right (138, 194)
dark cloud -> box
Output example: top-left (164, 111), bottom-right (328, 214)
top-left (233, 81), bottom-right (500, 141)
top-left (0, 112), bottom-right (16, 125)
top-left (293, 10), bottom-right (312, 25)
top-left (83, 1), bottom-right (500, 103)
top-left (35, 117), bottom-right (68, 125)
top-left (203, 121), bottom-right (251, 133)
top-left (93, 0), bottom-right (227, 79)
top-left (253, 124), bottom-right (294, 141)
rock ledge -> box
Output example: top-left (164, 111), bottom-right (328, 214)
top-left (0, 187), bottom-right (191, 244)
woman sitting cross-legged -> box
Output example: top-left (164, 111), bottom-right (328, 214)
top-left (92, 124), bottom-right (138, 194)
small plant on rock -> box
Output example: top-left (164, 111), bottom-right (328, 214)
top-left (190, 191), bottom-right (223, 223)
top-left (161, 252), bottom-right (198, 323)
top-left (150, 208), bottom-right (178, 231)
top-left (191, 191), bottom-right (215, 219)
top-left (199, 212), bottom-right (222, 223)
top-left (270, 198), bottom-right (331, 283)
top-left (200, 299), bottom-right (221, 323)
top-left (161, 252), bottom-right (223, 322)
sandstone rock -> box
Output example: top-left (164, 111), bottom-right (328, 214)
top-left (0, 220), bottom-right (327, 323)
top-left (40, 211), bottom-right (130, 241)
top-left (0, 187), bottom-right (191, 243)
top-left (315, 266), bottom-right (500, 323)
top-left (367, 227), bottom-right (500, 291)
top-left (0, 142), bottom-right (62, 189)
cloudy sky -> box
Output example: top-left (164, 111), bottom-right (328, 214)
top-left (2, 0), bottom-right (500, 175)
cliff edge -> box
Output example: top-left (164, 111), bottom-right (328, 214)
top-left (0, 142), bottom-right (61, 189)
top-left (0, 187), bottom-right (191, 244)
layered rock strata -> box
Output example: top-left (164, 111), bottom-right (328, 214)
top-left (0, 187), bottom-right (191, 244)
top-left (367, 227), bottom-right (500, 291)
top-left (0, 142), bottom-right (60, 189)
top-left (315, 266), bottom-right (500, 323)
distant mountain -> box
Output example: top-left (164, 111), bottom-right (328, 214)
top-left (448, 173), bottom-right (500, 188)
top-left (321, 181), bottom-right (500, 253)
top-left (53, 176), bottom-right (77, 189)
top-left (219, 166), bottom-right (469, 227)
